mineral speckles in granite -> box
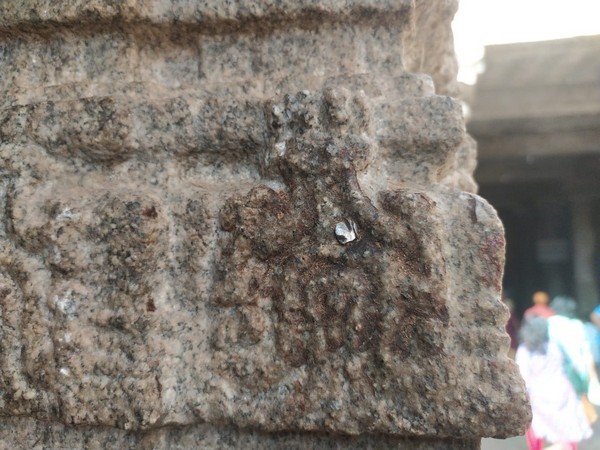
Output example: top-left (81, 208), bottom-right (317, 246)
top-left (334, 219), bottom-right (358, 244)
top-left (0, 0), bottom-right (531, 447)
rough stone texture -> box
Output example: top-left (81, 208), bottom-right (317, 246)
top-left (0, 1), bottom-right (530, 448)
top-left (0, 416), bottom-right (483, 450)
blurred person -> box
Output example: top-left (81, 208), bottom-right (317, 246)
top-left (548, 297), bottom-right (597, 388)
top-left (548, 297), bottom-right (599, 425)
top-left (516, 316), bottom-right (593, 450)
top-left (590, 305), bottom-right (600, 373)
top-left (524, 291), bottom-right (555, 319)
top-left (583, 318), bottom-right (600, 407)
top-left (584, 319), bottom-right (600, 374)
top-left (591, 304), bottom-right (600, 329)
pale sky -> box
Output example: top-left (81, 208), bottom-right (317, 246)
top-left (452, 0), bottom-right (600, 83)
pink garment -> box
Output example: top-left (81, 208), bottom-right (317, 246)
top-left (526, 427), bottom-right (543, 450)
top-left (524, 304), bottom-right (555, 319)
top-left (516, 341), bottom-right (592, 444)
top-left (526, 427), bottom-right (577, 450)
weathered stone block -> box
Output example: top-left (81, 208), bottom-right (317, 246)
top-left (0, 1), bottom-right (530, 448)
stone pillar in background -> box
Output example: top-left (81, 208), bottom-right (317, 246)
top-left (572, 199), bottom-right (600, 315)
top-left (0, 1), bottom-right (530, 448)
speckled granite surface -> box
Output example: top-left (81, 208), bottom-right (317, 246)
top-left (0, 417), bottom-right (483, 449)
top-left (0, 1), bottom-right (530, 448)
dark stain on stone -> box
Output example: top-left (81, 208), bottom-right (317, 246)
top-left (146, 297), bottom-right (156, 312)
top-left (209, 90), bottom-right (452, 394)
top-left (141, 205), bottom-right (158, 219)
top-left (155, 375), bottom-right (162, 395)
top-left (478, 232), bottom-right (505, 290)
top-left (468, 196), bottom-right (478, 224)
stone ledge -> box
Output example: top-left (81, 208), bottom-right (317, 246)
top-left (0, 0), bottom-right (414, 34)
top-left (0, 416), bottom-right (481, 450)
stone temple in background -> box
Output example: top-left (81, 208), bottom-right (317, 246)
top-left (0, 1), bottom-right (530, 448)
top-left (470, 36), bottom-right (600, 319)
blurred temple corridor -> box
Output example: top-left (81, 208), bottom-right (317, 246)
top-left (468, 36), bottom-right (600, 320)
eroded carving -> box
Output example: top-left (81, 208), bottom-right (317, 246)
top-left (0, 1), bottom-right (530, 447)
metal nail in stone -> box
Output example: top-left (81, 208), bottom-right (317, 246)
top-left (335, 219), bottom-right (358, 244)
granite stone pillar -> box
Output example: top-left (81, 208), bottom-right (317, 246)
top-left (0, 1), bottom-right (530, 448)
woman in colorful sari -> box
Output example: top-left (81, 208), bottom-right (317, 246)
top-left (516, 316), bottom-right (593, 450)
